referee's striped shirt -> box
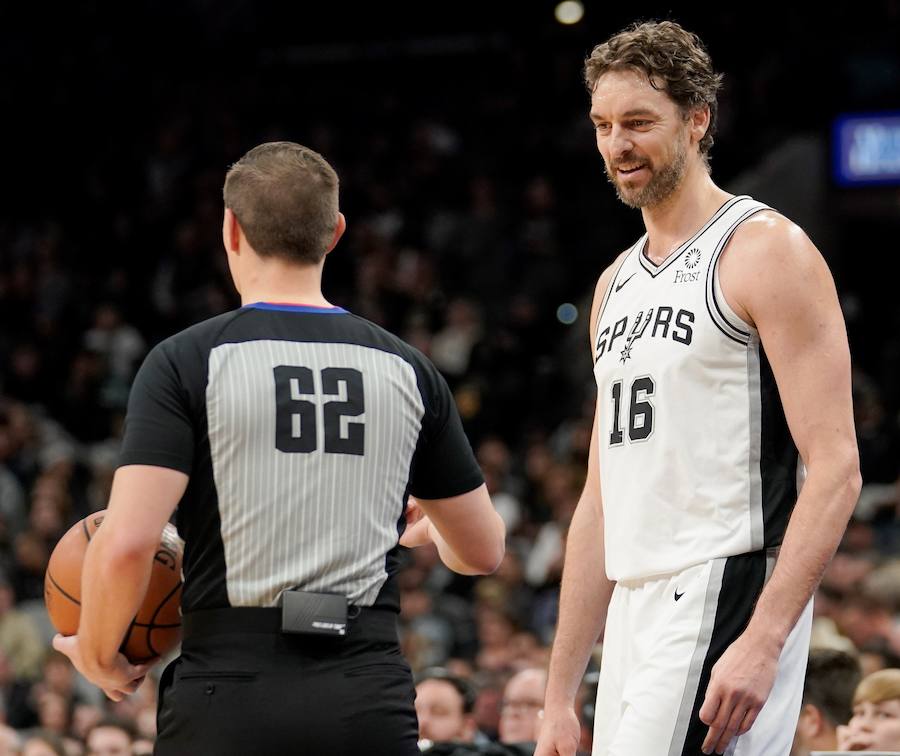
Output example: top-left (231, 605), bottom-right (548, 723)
top-left (118, 302), bottom-right (484, 613)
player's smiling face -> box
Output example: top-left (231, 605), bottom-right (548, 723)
top-left (590, 68), bottom-right (692, 208)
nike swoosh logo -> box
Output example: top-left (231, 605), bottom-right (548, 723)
top-left (615, 273), bottom-right (636, 292)
top-left (674, 590), bottom-right (684, 601)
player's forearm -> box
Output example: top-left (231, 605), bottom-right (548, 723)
top-left (746, 454), bottom-right (860, 648)
top-left (79, 530), bottom-right (155, 673)
top-left (544, 494), bottom-right (614, 711)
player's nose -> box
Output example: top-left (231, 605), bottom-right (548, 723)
top-left (609, 125), bottom-right (634, 157)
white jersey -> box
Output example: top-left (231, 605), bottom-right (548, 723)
top-left (593, 195), bottom-right (802, 581)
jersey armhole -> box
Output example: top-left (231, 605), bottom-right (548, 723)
top-left (707, 208), bottom-right (769, 344)
top-left (593, 242), bottom-right (639, 345)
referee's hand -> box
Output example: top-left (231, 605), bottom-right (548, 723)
top-left (52, 633), bottom-right (158, 702)
top-left (698, 630), bottom-right (779, 754)
top-left (399, 498), bottom-right (432, 548)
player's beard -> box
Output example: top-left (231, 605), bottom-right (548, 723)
top-left (606, 136), bottom-right (688, 209)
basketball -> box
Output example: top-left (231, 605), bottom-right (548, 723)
top-left (44, 511), bottom-right (184, 663)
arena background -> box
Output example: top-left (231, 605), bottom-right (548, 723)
top-left (1, 1), bottom-right (898, 751)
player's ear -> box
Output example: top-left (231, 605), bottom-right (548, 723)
top-left (689, 104), bottom-right (710, 148)
top-left (223, 208), bottom-right (242, 254)
top-left (325, 212), bottom-right (346, 255)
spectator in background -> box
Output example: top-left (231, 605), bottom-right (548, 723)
top-left (0, 647), bottom-right (37, 728)
top-left (853, 373), bottom-right (900, 486)
top-left (790, 648), bottom-right (862, 756)
top-left (477, 438), bottom-right (524, 534)
top-left (0, 576), bottom-right (44, 681)
top-left (837, 592), bottom-right (900, 662)
top-left (470, 669), bottom-right (506, 743)
top-left (474, 607), bottom-right (518, 673)
top-left (70, 703), bottom-right (103, 744)
top-left (34, 690), bottom-right (69, 739)
top-left (0, 410), bottom-right (27, 542)
top-left (858, 639), bottom-right (900, 678)
top-left (499, 668), bottom-right (547, 746)
top-left (416, 670), bottom-right (480, 748)
top-left (0, 724), bottom-right (20, 756)
top-left (837, 668), bottom-right (900, 751)
top-left (84, 718), bottom-right (134, 756)
top-left (430, 299), bottom-right (483, 386)
top-left (20, 730), bottom-right (66, 756)
top-left (83, 305), bottom-right (146, 386)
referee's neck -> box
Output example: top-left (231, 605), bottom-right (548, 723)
top-left (237, 258), bottom-right (331, 309)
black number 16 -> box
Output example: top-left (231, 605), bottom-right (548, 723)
top-left (609, 375), bottom-right (655, 445)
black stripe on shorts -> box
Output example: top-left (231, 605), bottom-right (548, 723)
top-left (676, 551), bottom-right (768, 756)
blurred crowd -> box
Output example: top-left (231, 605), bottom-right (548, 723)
top-left (1, 2), bottom-right (899, 754)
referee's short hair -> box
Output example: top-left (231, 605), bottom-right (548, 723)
top-left (223, 141), bottom-right (339, 266)
top-left (416, 667), bottom-right (478, 714)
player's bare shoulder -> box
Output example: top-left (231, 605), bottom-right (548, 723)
top-left (719, 210), bottom-right (832, 329)
top-left (722, 210), bottom-right (827, 276)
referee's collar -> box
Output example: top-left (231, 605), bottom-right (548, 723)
top-left (243, 301), bottom-right (348, 314)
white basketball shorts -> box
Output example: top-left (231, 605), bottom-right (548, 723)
top-left (593, 549), bottom-right (813, 756)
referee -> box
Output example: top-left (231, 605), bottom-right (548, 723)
top-left (53, 141), bottom-right (506, 755)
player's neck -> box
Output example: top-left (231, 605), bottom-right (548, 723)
top-left (238, 259), bottom-right (331, 308)
top-left (640, 165), bottom-right (732, 266)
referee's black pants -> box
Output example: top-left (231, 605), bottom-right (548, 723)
top-left (155, 606), bottom-right (419, 755)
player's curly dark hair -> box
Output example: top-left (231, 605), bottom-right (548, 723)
top-left (584, 20), bottom-right (724, 166)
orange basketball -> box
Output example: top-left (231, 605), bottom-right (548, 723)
top-left (44, 510), bottom-right (183, 663)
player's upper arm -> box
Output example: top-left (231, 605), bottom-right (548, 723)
top-left (719, 213), bottom-right (859, 481)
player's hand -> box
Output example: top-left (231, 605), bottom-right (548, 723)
top-left (533, 705), bottom-right (581, 756)
top-left (399, 498), bottom-right (432, 548)
top-left (52, 633), bottom-right (158, 702)
top-left (698, 629), bottom-right (780, 754)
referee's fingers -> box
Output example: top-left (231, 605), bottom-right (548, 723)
top-left (103, 687), bottom-right (125, 702)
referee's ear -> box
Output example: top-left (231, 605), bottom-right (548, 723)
top-left (325, 212), bottom-right (347, 256)
top-left (223, 208), bottom-right (243, 254)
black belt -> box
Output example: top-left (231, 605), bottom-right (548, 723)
top-left (182, 606), bottom-right (398, 641)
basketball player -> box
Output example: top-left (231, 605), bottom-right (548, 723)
top-left (535, 21), bottom-right (860, 756)
top-left (52, 141), bottom-right (506, 755)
